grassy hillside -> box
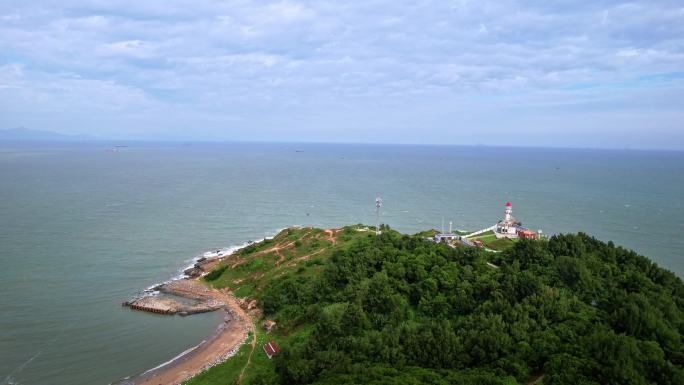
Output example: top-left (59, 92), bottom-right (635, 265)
top-left (189, 225), bottom-right (684, 385)
top-left (468, 230), bottom-right (520, 251)
top-left (185, 225), bottom-right (377, 385)
top-left (202, 225), bottom-right (375, 298)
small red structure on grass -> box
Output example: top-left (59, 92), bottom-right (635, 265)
top-left (517, 229), bottom-right (537, 239)
top-left (263, 340), bottom-right (281, 359)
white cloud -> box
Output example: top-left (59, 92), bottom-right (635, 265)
top-left (0, 0), bottom-right (683, 147)
top-left (97, 40), bottom-right (153, 58)
top-left (259, 1), bottom-right (314, 24)
top-left (0, 13), bottom-right (21, 21)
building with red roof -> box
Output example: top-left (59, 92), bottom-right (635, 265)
top-left (263, 340), bottom-right (281, 359)
top-left (517, 229), bottom-right (537, 239)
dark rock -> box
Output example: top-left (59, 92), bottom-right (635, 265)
top-left (184, 267), bottom-right (203, 278)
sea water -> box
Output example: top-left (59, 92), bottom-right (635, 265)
top-left (1, 142), bottom-right (682, 385)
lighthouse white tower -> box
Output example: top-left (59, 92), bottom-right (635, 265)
top-left (495, 201), bottom-right (519, 238)
top-left (504, 201), bottom-right (513, 222)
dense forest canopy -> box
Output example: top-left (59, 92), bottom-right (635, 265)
top-left (251, 226), bottom-right (684, 385)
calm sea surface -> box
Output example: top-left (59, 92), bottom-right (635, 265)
top-left (1, 142), bottom-right (683, 385)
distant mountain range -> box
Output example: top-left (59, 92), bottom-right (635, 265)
top-left (0, 127), bottom-right (95, 141)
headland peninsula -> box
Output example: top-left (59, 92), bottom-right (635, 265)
top-left (122, 224), bottom-right (684, 385)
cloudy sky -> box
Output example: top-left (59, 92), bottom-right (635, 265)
top-left (1, 1), bottom-right (683, 148)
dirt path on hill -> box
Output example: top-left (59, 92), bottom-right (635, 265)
top-left (274, 248), bottom-right (286, 266)
top-left (135, 228), bottom-right (342, 385)
top-left (287, 248), bottom-right (327, 266)
top-left (236, 323), bottom-right (257, 384)
top-left (249, 230), bottom-right (323, 267)
top-left (324, 229), bottom-right (338, 245)
top-left (248, 233), bottom-right (307, 259)
top-left (284, 228), bottom-right (340, 266)
top-left (236, 229), bottom-right (343, 381)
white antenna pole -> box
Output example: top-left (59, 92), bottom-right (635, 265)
top-left (375, 196), bottom-right (383, 235)
top-left (449, 221), bottom-right (452, 233)
top-left (441, 217), bottom-right (444, 234)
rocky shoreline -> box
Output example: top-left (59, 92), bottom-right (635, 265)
top-left (123, 256), bottom-right (224, 316)
top-left (122, 272), bottom-right (254, 384)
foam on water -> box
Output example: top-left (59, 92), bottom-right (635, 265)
top-left (140, 228), bottom-right (286, 298)
top-left (141, 342), bottom-right (204, 375)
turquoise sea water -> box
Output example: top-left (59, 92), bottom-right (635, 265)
top-left (1, 142), bottom-right (683, 385)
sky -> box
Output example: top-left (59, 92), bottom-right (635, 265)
top-left (1, 1), bottom-right (683, 149)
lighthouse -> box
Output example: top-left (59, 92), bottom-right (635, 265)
top-left (504, 201), bottom-right (513, 222)
top-left (495, 201), bottom-right (520, 238)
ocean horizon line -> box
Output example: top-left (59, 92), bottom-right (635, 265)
top-left (1, 138), bottom-right (683, 153)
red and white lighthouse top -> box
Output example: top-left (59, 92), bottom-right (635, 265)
top-left (506, 202), bottom-right (512, 207)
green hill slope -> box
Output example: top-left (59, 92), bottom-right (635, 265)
top-left (190, 225), bottom-right (684, 385)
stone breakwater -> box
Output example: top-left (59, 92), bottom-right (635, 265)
top-left (122, 279), bottom-right (228, 316)
top-left (119, 247), bottom-right (259, 385)
top-left (123, 256), bottom-right (226, 316)
top-left (119, 279), bottom-right (252, 385)
top-left (122, 292), bottom-right (225, 316)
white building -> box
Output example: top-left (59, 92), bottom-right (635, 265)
top-left (495, 202), bottom-right (521, 238)
top-left (434, 233), bottom-right (460, 243)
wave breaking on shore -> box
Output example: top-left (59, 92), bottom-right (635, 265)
top-left (116, 228), bottom-right (287, 384)
top-left (138, 228), bottom-right (286, 299)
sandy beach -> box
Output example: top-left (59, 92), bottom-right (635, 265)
top-left (130, 279), bottom-right (254, 385)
